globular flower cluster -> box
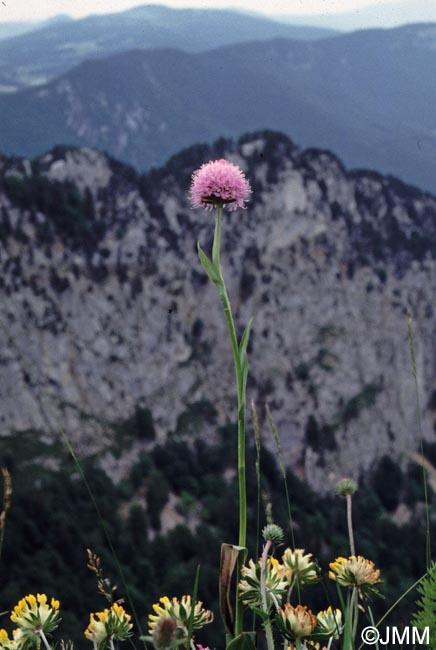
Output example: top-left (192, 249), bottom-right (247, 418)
top-left (329, 556), bottom-right (381, 595)
top-left (148, 596), bottom-right (214, 635)
top-left (10, 593), bottom-right (61, 644)
top-left (239, 547), bottom-right (320, 612)
top-left (84, 603), bottom-right (133, 649)
top-left (0, 629), bottom-right (22, 650)
top-left (282, 548), bottom-right (320, 587)
top-left (276, 605), bottom-right (343, 644)
top-left (315, 607), bottom-right (343, 640)
top-left (238, 547), bottom-right (349, 647)
top-left (239, 557), bottom-right (288, 609)
top-left (190, 159), bottom-right (251, 211)
top-left (276, 604), bottom-right (317, 640)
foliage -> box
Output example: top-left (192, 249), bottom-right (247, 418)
top-left (2, 173), bottom-right (103, 249)
top-left (412, 562), bottom-right (436, 650)
top-left (0, 413), bottom-right (433, 648)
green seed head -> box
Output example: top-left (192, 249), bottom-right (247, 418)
top-left (335, 478), bottom-right (358, 497)
top-left (262, 524), bottom-right (285, 544)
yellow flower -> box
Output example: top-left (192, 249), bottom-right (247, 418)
top-left (85, 604), bottom-right (133, 648)
top-left (148, 596), bottom-right (213, 634)
top-left (276, 604), bottom-right (317, 640)
top-left (239, 557), bottom-right (289, 609)
top-left (10, 594), bottom-right (60, 640)
top-left (282, 548), bottom-right (320, 586)
top-left (0, 629), bottom-right (21, 650)
top-left (315, 607), bottom-right (343, 640)
top-left (85, 615), bottom-right (107, 647)
top-left (329, 556), bottom-right (381, 595)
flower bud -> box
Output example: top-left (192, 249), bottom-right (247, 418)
top-left (262, 524), bottom-right (284, 544)
top-left (152, 617), bottom-right (178, 650)
top-left (335, 478), bottom-right (357, 497)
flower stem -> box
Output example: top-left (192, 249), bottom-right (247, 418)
top-left (346, 494), bottom-right (356, 557)
top-left (39, 629), bottom-right (52, 650)
top-left (260, 540), bottom-right (275, 650)
top-left (211, 206), bottom-right (247, 636)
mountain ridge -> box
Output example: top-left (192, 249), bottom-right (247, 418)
top-left (0, 4), bottom-right (337, 89)
top-left (1, 24), bottom-right (436, 191)
top-left (0, 130), bottom-right (435, 493)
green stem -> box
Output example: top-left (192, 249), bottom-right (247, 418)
top-left (211, 207), bottom-right (247, 636)
top-left (346, 494), bottom-right (356, 557)
top-left (38, 630), bottom-right (52, 650)
top-left (260, 540), bottom-right (275, 650)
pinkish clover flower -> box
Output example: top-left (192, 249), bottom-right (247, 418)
top-left (190, 159), bottom-right (251, 211)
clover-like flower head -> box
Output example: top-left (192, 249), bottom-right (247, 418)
top-left (148, 596), bottom-right (213, 635)
top-left (315, 607), bottom-right (343, 640)
top-left (152, 617), bottom-right (178, 650)
top-left (282, 548), bottom-right (320, 586)
top-left (239, 557), bottom-right (288, 610)
top-left (0, 629), bottom-right (22, 650)
top-left (190, 159), bottom-right (251, 211)
top-left (10, 594), bottom-right (60, 642)
top-left (329, 556), bottom-right (381, 595)
top-left (276, 603), bottom-right (317, 640)
top-left (85, 603), bottom-right (133, 649)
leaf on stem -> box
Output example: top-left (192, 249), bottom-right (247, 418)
top-left (186, 565), bottom-right (201, 650)
top-left (238, 318), bottom-right (253, 365)
top-left (197, 242), bottom-right (220, 286)
top-left (226, 632), bottom-right (257, 650)
top-left (220, 544), bottom-right (247, 637)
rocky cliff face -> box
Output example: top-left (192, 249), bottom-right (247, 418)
top-left (0, 131), bottom-right (435, 492)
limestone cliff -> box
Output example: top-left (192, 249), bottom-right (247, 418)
top-left (0, 131), bottom-right (435, 492)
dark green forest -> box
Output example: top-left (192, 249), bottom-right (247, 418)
top-left (0, 402), bottom-right (433, 648)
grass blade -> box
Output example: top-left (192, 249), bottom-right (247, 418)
top-left (186, 564), bottom-right (201, 650)
top-left (265, 404), bottom-right (296, 548)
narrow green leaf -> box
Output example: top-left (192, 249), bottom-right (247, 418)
top-left (197, 242), bottom-right (220, 286)
top-left (241, 355), bottom-right (249, 396)
top-left (187, 564), bottom-right (201, 650)
top-left (226, 632), bottom-right (257, 650)
top-left (238, 317), bottom-right (253, 363)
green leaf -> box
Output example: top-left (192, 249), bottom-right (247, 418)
top-left (197, 242), bottom-right (220, 286)
top-left (249, 606), bottom-right (270, 621)
top-left (219, 544), bottom-right (247, 637)
top-left (187, 564), bottom-right (201, 649)
top-left (226, 632), bottom-right (257, 650)
top-left (238, 317), bottom-right (253, 364)
top-left (241, 355), bottom-right (249, 396)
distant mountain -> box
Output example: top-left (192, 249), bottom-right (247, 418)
top-left (275, 0), bottom-right (436, 30)
top-left (0, 20), bottom-right (37, 41)
top-left (1, 23), bottom-right (436, 192)
top-left (0, 4), bottom-right (337, 89)
top-left (0, 15), bottom-right (73, 43)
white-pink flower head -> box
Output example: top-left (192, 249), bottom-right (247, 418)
top-left (190, 159), bottom-right (251, 212)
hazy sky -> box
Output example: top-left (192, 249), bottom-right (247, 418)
top-left (1, 0), bottom-right (400, 22)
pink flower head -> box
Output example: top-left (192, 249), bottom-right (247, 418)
top-left (190, 159), bottom-right (251, 211)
